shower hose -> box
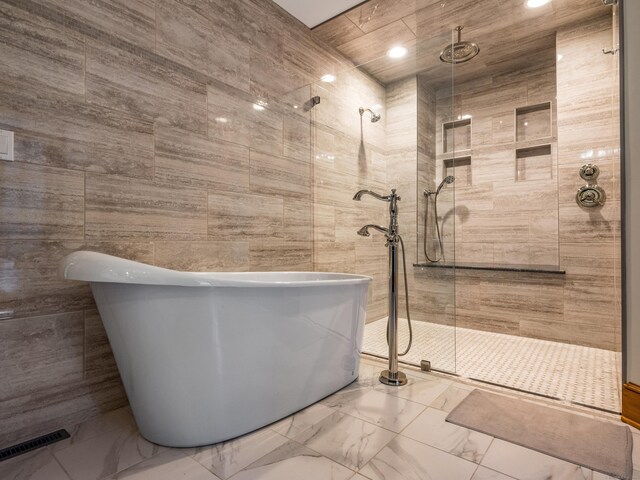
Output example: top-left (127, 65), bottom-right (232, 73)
top-left (423, 193), bottom-right (444, 263)
top-left (385, 234), bottom-right (412, 356)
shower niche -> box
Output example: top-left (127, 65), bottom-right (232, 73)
top-left (515, 102), bottom-right (552, 142)
top-left (440, 118), bottom-right (472, 187)
top-left (443, 118), bottom-right (471, 153)
top-left (515, 102), bottom-right (554, 182)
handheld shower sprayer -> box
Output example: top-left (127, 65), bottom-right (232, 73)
top-left (424, 175), bottom-right (455, 196)
top-left (423, 176), bottom-right (455, 263)
top-left (359, 107), bottom-right (381, 123)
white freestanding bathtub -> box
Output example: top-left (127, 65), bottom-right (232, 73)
top-left (61, 251), bottom-right (371, 447)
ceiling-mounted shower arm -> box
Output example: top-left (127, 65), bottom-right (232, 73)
top-left (455, 25), bottom-right (463, 43)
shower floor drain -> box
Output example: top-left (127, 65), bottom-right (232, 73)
top-left (0, 429), bottom-right (70, 462)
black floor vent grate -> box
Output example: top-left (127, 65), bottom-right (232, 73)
top-left (0, 429), bottom-right (70, 462)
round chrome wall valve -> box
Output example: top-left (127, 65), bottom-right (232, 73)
top-left (579, 163), bottom-right (600, 182)
top-left (576, 184), bottom-right (606, 208)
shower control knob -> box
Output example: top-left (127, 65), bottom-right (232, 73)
top-left (576, 185), bottom-right (606, 208)
top-left (579, 163), bottom-right (600, 181)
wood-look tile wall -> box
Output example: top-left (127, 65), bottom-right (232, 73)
top-left (397, 14), bottom-right (621, 352)
top-left (430, 51), bottom-right (559, 266)
top-left (0, 0), bottom-right (388, 447)
top-left (311, 73), bottom-right (389, 320)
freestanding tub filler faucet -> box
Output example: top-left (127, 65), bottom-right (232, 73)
top-left (353, 188), bottom-right (408, 386)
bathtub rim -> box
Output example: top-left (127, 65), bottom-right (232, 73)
top-left (61, 250), bottom-right (372, 288)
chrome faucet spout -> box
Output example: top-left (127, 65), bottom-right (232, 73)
top-left (353, 189), bottom-right (390, 202)
top-left (357, 224), bottom-right (389, 237)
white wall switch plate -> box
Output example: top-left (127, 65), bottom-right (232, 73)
top-left (0, 129), bottom-right (14, 161)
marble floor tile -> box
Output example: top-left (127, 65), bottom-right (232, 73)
top-left (593, 472), bottom-right (621, 480)
top-left (472, 466), bottom-right (518, 480)
top-left (320, 382), bottom-right (375, 409)
top-left (333, 389), bottom-right (425, 433)
top-left (191, 428), bottom-right (288, 479)
top-left (402, 407), bottom-right (493, 463)
top-left (348, 475), bottom-right (371, 480)
top-left (0, 448), bottom-right (70, 480)
top-left (317, 361), bottom-right (383, 411)
top-left (430, 383), bottom-right (475, 412)
top-left (480, 439), bottom-right (592, 480)
top-left (293, 411), bottom-right (396, 470)
top-left (105, 449), bottom-right (219, 480)
top-left (229, 440), bottom-right (353, 480)
top-left (374, 375), bottom-right (452, 406)
top-left (358, 435), bottom-right (478, 480)
top-left (52, 407), bottom-right (134, 452)
top-left (270, 403), bottom-right (335, 439)
top-left (53, 428), bottom-right (164, 480)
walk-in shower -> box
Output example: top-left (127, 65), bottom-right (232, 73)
top-left (313, 0), bottom-right (622, 414)
top-left (423, 176), bottom-right (455, 263)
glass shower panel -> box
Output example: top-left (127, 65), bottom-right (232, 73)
top-left (408, 26), bottom-right (458, 374)
top-left (444, 0), bottom-right (622, 412)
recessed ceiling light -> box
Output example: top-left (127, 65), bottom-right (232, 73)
top-left (387, 46), bottom-right (408, 58)
top-left (526, 0), bottom-right (551, 8)
top-left (253, 100), bottom-right (269, 112)
top-left (557, 53), bottom-right (563, 61)
top-left (321, 74), bottom-right (336, 83)
top-left (214, 117), bottom-right (228, 123)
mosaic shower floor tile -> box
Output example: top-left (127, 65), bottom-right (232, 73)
top-left (362, 318), bottom-right (622, 412)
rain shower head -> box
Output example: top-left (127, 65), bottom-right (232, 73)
top-left (359, 107), bottom-right (381, 123)
top-left (439, 26), bottom-right (480, 64)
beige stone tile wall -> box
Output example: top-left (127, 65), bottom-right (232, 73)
top-left (431, 50), bottom-right (559, 266)
top-left (0, 0), bottom-right (388, 447)
top-left (312, 72), bottom-right (389, 319)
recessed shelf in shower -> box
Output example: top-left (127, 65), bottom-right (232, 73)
top-left (443, 156), bottom-right (472, 186)
top-left (515, 102), bottom-right (552, 142)
top-left (515, 144), bottom-right (552, 181)
top-left (443, 118), bottom-right (472, 153)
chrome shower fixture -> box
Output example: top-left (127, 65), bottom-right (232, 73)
top-left (423, 175), bottom-right (455, 263)
top-left (439, 26), bottom-right (480, 64)
top-left (354, 188), bottom-right (412, 387)
top-left (424, 175), bottom-right (455, 196)
top-left (357, 224), bottom-right (388, 237)
top-left (359, 107), bottom-right (381, 123)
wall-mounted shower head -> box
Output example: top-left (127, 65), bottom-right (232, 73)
top-left (439, 26), bottom-right (480, 64)
top-left (359, 107), bottom-right (381, 123)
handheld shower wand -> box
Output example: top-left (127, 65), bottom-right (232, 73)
top-left (423, 176), bottom-right (455, 263)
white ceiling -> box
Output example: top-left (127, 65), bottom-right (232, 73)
top-left (271, 0), bottom-right (363, 28)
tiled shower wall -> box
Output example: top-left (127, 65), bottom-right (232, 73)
top-left (391, 13), bottom-right (621, 353)
top-left (0, 0), bottom-right (388, 447)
